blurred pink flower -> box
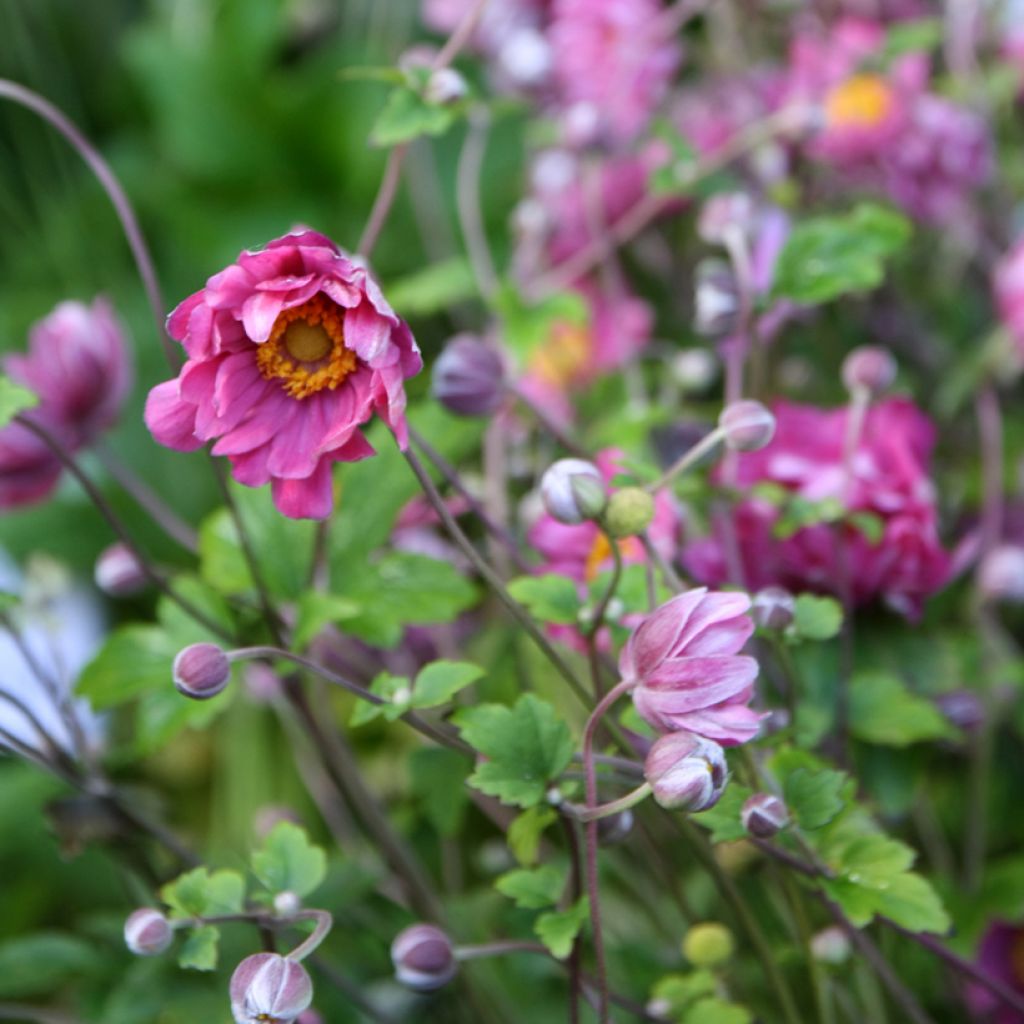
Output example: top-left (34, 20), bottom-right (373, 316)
top-left (145, 229), bottom-right (421, 520)
top-left (0, 417), bottom-right (65, 509)
top-left (683, 398), bottom-right (951, 618)
top-left (620, 587), bottom-right (761, 745)
top-left (965, 922), bottom-right (1024, 1024)
top-left (994, 239), bottom-right (1024, 358)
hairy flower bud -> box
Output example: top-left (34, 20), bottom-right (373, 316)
top-left (741, 793), bottom-right (789, 838)
top-left (424, 67), bottom-right (468, 106)
top-left (719, 400), bottom-right (776, 452)
top-left (540, 459), bottom-right (606, 524)
top-left (391, 923), bottom-right (458, 992)
top-left (841, 345), bottom-right (897, 397)
top-left (94, 542), bottom-right (147, 597)
top-left (124, 908), bottom-right (173, 956)
top-left (173, 642), bottom-right (231, 700)
top-left (644, 731), bottom-right (727, 811)
top-left (751, 586), bottom-right (795, 631)
top-left (682, 922), bottom-right (735, 967)
top-left (694, 260), bottom-right (740, 337)
top-left (431, 335), bottom-right (506, 417)
top-left (230, 953), bottom-right (313, 1024)
top-left (604, 486), bottom-right (655, 539)
top-left (978, 544), bottom-right (1024, 603)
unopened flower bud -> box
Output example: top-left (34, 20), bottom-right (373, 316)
top-left (719, 400), bottom-right (776, 452)
top-left (597, 809), bottom-right (634, 846)
top-left (274, 890), bottom-right (301, 917)
top-left (694, 260), bottom-right (740, 337)
top-left (540, 459), bottom-right (606, 524)
top-left (391, 923), bottom-right (458, 992)
top-left (173, 642), bottom-right (231, 700)
top-left (935, 689), bottom-right (985, 732)
top-left (682, 922), bottom-right (735, 967)
top-left (841, 346), bottom-right (897, 397)
top-left (124, 908), bottom-right (173, 956)
top-left (604, 487), bottom-right (655, 539)
top-left (751, 586), bottom-right (795, 631)
top-left (230, 953), bottom-right (313, 1024)
top-left (741, 793), bottom-right (789, 838)
top-left (644, 731), bottom-right (727, 812)
top-left (432, 335), bottom-right (506, 417)
top-left (698, 193), bottom-right (757, 245)
top-left (810, 925), bottom-right (851, 965)
top-left (424, 67), bottom-right (468, 106)
top-left (978, 544), bottom-right (1024, 603)
top-left (94, 542), bottom-right (147, 597)
top-left (671, 349), bottom-right (718, 393)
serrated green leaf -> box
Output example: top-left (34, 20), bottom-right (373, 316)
top-left (495, 864), bottom-right (565, 909)
top-left (508, 575), bottom-right (583, 625)
top-left (849, 672), bottom-right (956, 746)
top-left (292, 592), bottom-right (362, 651)
top-left (160, 868), bottom-right (245, 920)
top-left (508, 805), bottom-right (558, 866)
top-left (178, 925), bottom-right (219, 971)
top-left (252, 822), bottom-right (326, 898)
top-left (412, 660), bottom-right (484, 708)
top-left (792, 594), bottom-right (843, 642)
top-left (784, 768), bottom-right (846, 830)
top-left (370, 84), bottom-right (458, 147)
top-left (875, 872), bottom-right (951, 934)
top-left (692, 784), bottom-right (752, 844)
top-left (535, 897), bottom-right (589, 959)
top-left (0, 376), bottom-right (38, 428)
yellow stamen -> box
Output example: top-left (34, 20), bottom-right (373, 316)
top-left (530, 321), bottom-right (591, 388)
top-left (256, 293), bottom-right (357, 399)
top-left (584, 532), bottom-right (642, 582)
top-left (824, 74), bottom-right (894, 130)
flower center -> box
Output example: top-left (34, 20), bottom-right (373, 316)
top-left (584, 532), bottom-right (641, 582)
top-left (256, 293), bottom-right (357, 399)
top-left (530, 322), bottom-right (591, 388)
top-left (824, 74), bottom-right (894, 130)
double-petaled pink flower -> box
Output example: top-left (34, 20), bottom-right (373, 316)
top-left (620, 588), bottom-right (761, 746)
top-left (145, 229), bottom-right (422, 520)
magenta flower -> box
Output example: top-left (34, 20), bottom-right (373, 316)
top-left (0, 419), bottom-right (65, 510)
top-left (995, 239), bottom-right (1024, 359)
top-left (620, 588), bottom-right (761, 746)
top-left (145, 229), bottom-right (422, 519)
top-left (965, 923), bottom-right (1024, 1024)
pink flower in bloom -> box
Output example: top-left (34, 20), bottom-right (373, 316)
top-left (620, 588), bottom-right (761, 745)
top-left (994, 240), bottom-right (1024, 358)
top-left (145, 230), bottom-right (422, 520)
top-left (683, 398), bottom-right (951, 618)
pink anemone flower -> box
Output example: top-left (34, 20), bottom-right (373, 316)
top-left (145, 229), bottom-right (422, 520)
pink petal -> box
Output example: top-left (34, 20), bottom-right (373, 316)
top-left (241, 291), bottom-right (287, 343)
top-left (638, 654), bottom-right (758, 713)
top-left (271, 459), bottom-right (335, 520)
top-left (144, 380), bottom-right (202, 451)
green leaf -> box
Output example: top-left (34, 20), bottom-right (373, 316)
top-left (76, 625), bottom-right (178, 707)
top-left (495, 864), bottom-right (565, 909)
top-left (684, 997), bottom-right (753, 1024)
top-left (0, 933), bottom-right (101, 998)
top-left (412, 660), bottom-right (484, 708)
top-left (784, 768), bottom-right (847, 830)
top-left (772, 203), bottom-right (911, 305)
top-left (791, 594), bottom-right (843, 642)
top-left (292, 592), bottom-right (362, 651)
top-left (409, 747), bottom-right (472, 837)
top-left (650, 971), bottom-right (717, 1016)
top-left (455, 694), bottom-right (575, 808)
top-left (0, 376), bottom-right (38, 428)
top-left (880, 18), bottom-right (943, 60)
top-left (849, 672), bottom-right (957, 747)
top-left (252, 822), bottom-right (327, 898)
top-left (339, 65), bottom-right (407, 85)
top-left (370, 84), bottom-right (459, 147)
top-left (692, 784), bottom-right (752, 844)
top-left (387, 257), bottom-right (477, 316)
top-left (178, 926), bottom-right (219, 971)
top-left (649, 118), bottom-right (698, 196)
top-left (535, 897), bottom-right (589, 959)
top-left (160, 868), bottom-right (245, 920)
top-left (508, 806), bottom-right (558, 866)
top-left (874, 872), bottom-right (951, 934)
top-left (508, 575), bottom-right (583, 626)
top-left (350, 672), bottom-right (410, 726)
top-left (494, 282), bottom-right (589, 361)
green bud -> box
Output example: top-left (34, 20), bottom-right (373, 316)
top-left (682, 922), bottom-right (735, 968)
top-left (604, 487), bottom-right (655, 539)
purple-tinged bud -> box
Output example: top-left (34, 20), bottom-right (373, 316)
top-left (751, 586), bottom-right (795, 631)
top-left (94, 542), bottom-right (147, 597)
top-left (596, 809), bottom-right (634, 846)
top-left (431, 335), bottom-right (506, 417)
top-left (978, 544), bottom-right (1024, 603)
top-left (173, 642), bottom-right (231, 700)
top-left (698, 193), bottom-right (757, 246)
top-left (694, 259), bottom-right (740, 337)
top-left (935, 689), bottom-right (985, 732)
top-left (424, 67), bottom-right (468, 106)
top-left (810, 925), bottom-right (851, 965)
top-left (124, 908), bottom-right (173, 956)
top-left (230, 953), bottom-right (313, 1024)
top-left (682, 922), bottom-right (735, 967)
top-left (604, 486), bottom-right (655, 539)
top-left (540, 459), bottom-right (606, 524)
top-left (644, 731), bottom-right (727, 812)
top-left (719, 400), bottom-right (776, 452)
top-left (841, 346), bottom-right (897, 397)
top-left (391, 924), bottom-right (458, 992)
top-left (741, 793), bottom-right (789, 838)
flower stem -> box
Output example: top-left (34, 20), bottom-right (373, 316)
top-left (647, 427), bottom-right (725, 493)
top-left (287, 909), bottom-right (334, 962)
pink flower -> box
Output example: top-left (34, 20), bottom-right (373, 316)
top-left (145, 229), bottom-right (422, 520)
top-left (683, 398), bottom-right (951, 618)
top-left (994, 240), bottom-right (1024, 358)
top-left (620, 587), bottom-right (761, 745)
top-left (0, 418), bottom-right (65, 509)
top-left (965, 923), bottom-right (1024, 1024)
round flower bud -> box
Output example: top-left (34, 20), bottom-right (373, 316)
top-left (431, 335), bottom-right (506, 417)
top-left (274, 890), bottom-right (301, 917)
top-left (644, 731), bottom-right (727, 812)
top-left (751, 586), bottom-right (795, 631)
top-left (230, 953), bottom-right (313, 1024)
top-left (841, 346), bottom-right (897, 397)
top-left (391, 923), bottom-right (458, 992)
top-left (741, 793), bottom-right (789, 838)
top-left (604, 487), bottom-right (655, 539)
top-left (694, 259), bottom-right (740, 338)
top-left (540, 459), bottom-right (606, 525)
top-left (682, 922), bottom-right (735, 968)
top-left (424, 67), bottom-right (469, 106)
top-left (173, 642), bottom-right (231, 700)
top-left (810, 925), bottom-right (851, 965)
top-left (719, 400), bottom-right (776, 452)
top-left (124, 908), bottom-right (173, 957)
top-left (94, 542), bottom-right (147, 597)
top-left (978, 544), bottom-right (1024, 603)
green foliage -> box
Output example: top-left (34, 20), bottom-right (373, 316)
top-left (508, 806), bottom-right (558, 866)
top-left (0, 375), bottom-right (37, 427)
top-left (386, 257), bottom-right (478, 316)
top-left (177, 926), bottom-right (219, 972)
top-left (292, 592), bottom-right (362, 651)
top-left (684, 998), bottom-right (753, 1024)
top-left (369, 75), bottom-right (469, 147)
top-left (692, 783), bottom-right (753, 844)
top-left (649, 120), bottom-right (698, 196)
top-left (0, 933), bottom-right (102, 998)
top-left (351, 659), bottom-right (483, 724)
top-left (408, 747), bottom-right (472, 837)
top-left (252, 822), bottom-right (327, 898)
top-left (536, 898), bottom-right (590, 960)
top-left (849, 672), bottom-right (957, 746)
top-left (495, 864), bottom-right (566, 909)
top-left (494, 282), bottom-right (589, 361)
top-left (791, 594), bottom-right (844, 642)
top-left (508, 574), bottom-right (583, 625)
top-left (160, 868), bottom-right (245, 920)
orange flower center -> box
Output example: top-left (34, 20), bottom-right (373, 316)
top-left (256, 294), bottom-right (357, 399)
top-left (584, 532), bottom-right (642, 582)
top-left (530, 322), bottom-right (591, 388)
top-left (824, 74), bottom-right (894, 129)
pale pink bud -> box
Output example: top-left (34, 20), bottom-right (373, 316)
top-left (540, 459), bottom-right (606, 524)
top-left (94, 542), bottom-right (147, 597)
top-left (124, 908), bottom-right (173, 956)
top-left (841, 346), bottom-right (897, 396)
top-left (391, 923), bottom-right (458, 991)
top-left (644, 731), bottom-right (727, 811)
top-left (173, 643), bottom-right (231, 700)
top-left (719, 400), bottom-right (776, 452)
top-left (230, 953), bottom-right (313, 1024)
top-left (741, 793), bottom-right (789, 838)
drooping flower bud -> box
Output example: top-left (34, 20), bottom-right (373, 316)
top-left (978, 544), bottom-right (1024, 603)
top-left (751, 586), bottom-right (795, 631)
top-left (718, 400), bottom-right (776, 452)
top-left (94, 542), bottom-right (147, 597)
top-left (173, 642), bottom-right (231, 700)
top-left (230, 953), bottom-right (313, 1024)
top-left (391, 923), bottom-right (458, 992)
top-left (540, 458), bottom-right (606, 524)
top-left (604, 486), bottom-right (655, 539)
top-left (644, 731), bottom-right (727, 811)
top-left (810, 925), bottom-right (851, 965)
top-left (431, 335), bottom-right (506, 417)
top-left (741, 793), bottom-right (789, 838)
top-left (124, 908), bottom-right (173, 956)
top-left (694, 259), bottom-right (740, 338)
top-left (841, 345), bottom-right (897, 397)
top-left (424, 67), bottom-right (469, 106)
top-left (682, 922), bottom-right (735, 967)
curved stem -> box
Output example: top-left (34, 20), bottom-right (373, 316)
top-left (456, 106), bottom-right (498, 299)
top-left (286, 909), bottom-right (334, 962)
top-left (647, 427), bottom-right (725, 493)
